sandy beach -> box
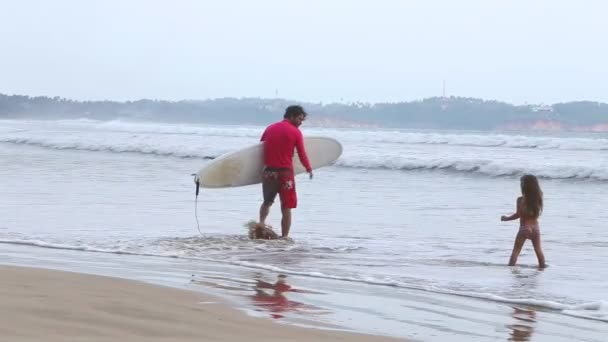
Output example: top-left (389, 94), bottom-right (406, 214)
top-left (0, 265), bottom-right (406, 342)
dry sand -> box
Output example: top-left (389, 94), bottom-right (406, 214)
top-left (0, 265), bottom-right (407, 341)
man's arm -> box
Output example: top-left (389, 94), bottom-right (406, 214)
top-left (295, 130), bottom-right (313, 175)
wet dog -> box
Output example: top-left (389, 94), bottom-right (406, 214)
top-left (245, 220), bottom-right (279, 240)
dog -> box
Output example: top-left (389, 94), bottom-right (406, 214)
top-left (245, 220), bottom-right (279, 240)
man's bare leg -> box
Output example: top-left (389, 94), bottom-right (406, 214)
top-left (281, 206), bottom-right (292, 237)
top-left (259, 203), bottom-right (271, 226)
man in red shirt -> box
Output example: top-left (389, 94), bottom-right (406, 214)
top-left (256, 105), bottom-right (313, 238)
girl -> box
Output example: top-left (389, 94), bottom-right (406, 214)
top-left (501, 174), bottom-right (547, 268)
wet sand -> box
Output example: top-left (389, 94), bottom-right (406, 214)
top-left (0, 265), bottom-right (406, 342)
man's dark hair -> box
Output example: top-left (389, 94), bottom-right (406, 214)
top-left (283, 105), bottom-right (307, 119)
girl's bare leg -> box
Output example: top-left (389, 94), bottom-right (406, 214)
top-left (509, 233), bottom-right (527, 266)
top-left (531, 233), bottom-right (546, 268)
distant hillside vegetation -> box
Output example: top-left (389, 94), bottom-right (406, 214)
top-left (2, 93), bottom-right (607, 131)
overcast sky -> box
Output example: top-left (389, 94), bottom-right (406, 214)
top-left (1, 0), bottom-right (606, 104)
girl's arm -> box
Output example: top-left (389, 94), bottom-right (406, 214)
top-left (501, 197), bottom-right (522, 221)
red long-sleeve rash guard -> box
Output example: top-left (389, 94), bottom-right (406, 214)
top-left (260, 120), bottom-right (312, 172)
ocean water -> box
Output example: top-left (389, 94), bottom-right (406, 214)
top-left (1, 118), bottom-right (607, 341)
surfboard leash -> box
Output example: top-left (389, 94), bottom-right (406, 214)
top-left (193, 175), bottom-right (203, 236)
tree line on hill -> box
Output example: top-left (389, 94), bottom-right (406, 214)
top-left (1, 93), bottom-right (607, 130)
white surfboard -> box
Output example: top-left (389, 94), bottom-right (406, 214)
top-left (195, 136), bottom-right (342, 188)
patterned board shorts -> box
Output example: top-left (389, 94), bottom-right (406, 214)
top-left (262, 167), bottom-right (297, 208)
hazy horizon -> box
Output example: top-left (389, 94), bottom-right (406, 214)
top-left (4, 91), bottom-right (607, 107)
top-left (1, 0), bottom-right (607, 105)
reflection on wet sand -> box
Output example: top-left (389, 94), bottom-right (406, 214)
top-left (507, 306), bottom-right (536, 341)
top-left (505, 267), bottom-right (540, 341)
top-left (191, 272), bottom-right (330, 320)
top-left (251, 274), bottom-right (328, 319)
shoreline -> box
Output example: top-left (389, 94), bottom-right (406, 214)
top-left (0, 264), bottom-right (406, 342)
